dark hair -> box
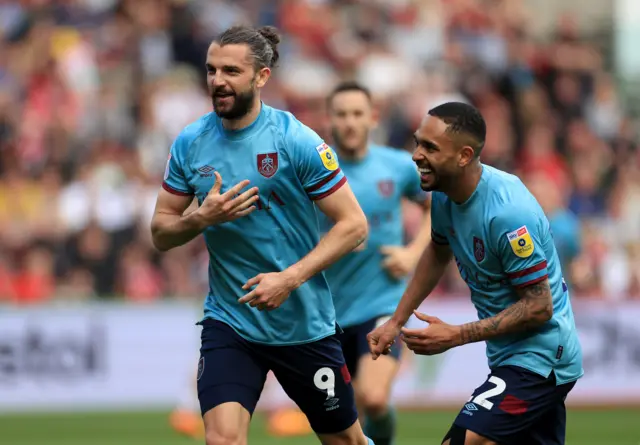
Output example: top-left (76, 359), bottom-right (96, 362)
top-left (428, 102), bottom-right (486, 157)
top-left (216, 25), bottom-right (281, 69)
top-left (326, 81), bottom-right (372, 108)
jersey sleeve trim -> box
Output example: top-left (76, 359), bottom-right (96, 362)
top-left (304, 168), bottom-right (342, 194)
top-left (309, 176), bottom-right (347, 201)
top-left (507, 260), bottom-right (549, 287)
top-left (431, 228), bottom-right (449, 245)
top-left (162, 182), bottom-right (193, 196)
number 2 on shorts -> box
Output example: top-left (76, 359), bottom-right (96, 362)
top-left (313, 367), bottom-right (336, 400)
top-left (468, 376), bottom-right (506, 410)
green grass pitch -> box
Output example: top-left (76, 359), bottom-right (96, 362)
top-left (0, 409), bottom-right (637, 444)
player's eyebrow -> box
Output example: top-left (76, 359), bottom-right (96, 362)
top-left (413, 134), bottom-right (439, 151)
top-left (205, 63), bottom-right (214, 71)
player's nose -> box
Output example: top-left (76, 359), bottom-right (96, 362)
top-left (411, 148), bottom-right (425, 163)
top-left (211, 75), bottom-right (227, 89)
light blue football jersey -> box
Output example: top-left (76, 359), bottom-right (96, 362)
top-left (163, 104), bottom-right (347, 345)
top-left (430, 165), bottom-right (583, 385)
top-left (318, 145), bottom-right (428, 328)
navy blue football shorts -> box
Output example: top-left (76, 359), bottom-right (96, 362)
top-left (337, 315), bottom-right (402, 377)
top-left (196, 319), bottom-right (358, 434)
top-left (449, 365), bottom-right (577, 445)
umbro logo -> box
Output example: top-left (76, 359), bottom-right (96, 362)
top-left (464, 403), bottom-right (478, 411)
top-left (198, 165), bottom-right (214, 177)
top-left (462, 403), bottom-right (478, 416)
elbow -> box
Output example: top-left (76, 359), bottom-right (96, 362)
top-left (532, 301), bottom-right (553, 326)
top-left (151, 234), bottom-right (170, 252)
top-left (150, 224), bottom-right (171, 253)
top-left (153, 240), bottom-right (170, 253)
top-left (351, 213), bottom-right (369, 246)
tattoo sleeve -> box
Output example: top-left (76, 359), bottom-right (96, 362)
top-left (458, 279), bottom-right (554, 345)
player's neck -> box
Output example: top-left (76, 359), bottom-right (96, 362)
top-left (446, 162), bottom-right (483, 205)
top-left (336, 145), bottom-right (368, 162)
top-left (222, 100), bottom-right (262, 131)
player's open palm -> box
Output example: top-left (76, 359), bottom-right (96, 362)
top-left (238, 272), bottom-right (297, 311)
top-left (196, 172), bottom-right (259, 226)
top-left (367, 319), bottom-right (402, 360)
top-left (401, 311), bottom-right (461, 356)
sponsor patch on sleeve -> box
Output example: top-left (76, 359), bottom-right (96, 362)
top-left (316, 142), bottom-right (339, 171)
top-left (506, 225), bottom-right (534, 258)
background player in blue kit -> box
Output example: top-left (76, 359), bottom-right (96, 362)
top-left (269, 82), bottom-right (432, 442)
top-left (151, 25), bottom-right (376, 445)
top-left (368, 102), bottom-right (583, 445)
top-left (325, 82), bottom-right (431, 445)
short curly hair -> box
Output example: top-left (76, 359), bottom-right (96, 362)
top-left (428, 102), bottom-right (486, 157)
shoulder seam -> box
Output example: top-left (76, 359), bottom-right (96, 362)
top-left (183, 117), bottom-right (217, 173)
top-left (264, 111), bottom-right (295, 163)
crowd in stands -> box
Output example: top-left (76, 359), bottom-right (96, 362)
top-left (0, 0), bottom-right (637, 304)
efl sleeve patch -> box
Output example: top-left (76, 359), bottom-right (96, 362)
top-left (506, 226), bottom-right (534, 258)
top-left (316, 143), bottom-right (339, 171)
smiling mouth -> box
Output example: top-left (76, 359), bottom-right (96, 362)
top-left (417, 166), bottom-right (433, 175)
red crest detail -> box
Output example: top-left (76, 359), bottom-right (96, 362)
top-left (257, 152), bottom-right (279, 178)
top-left (377, 180), bottom-right (394, 197)
top-left (473, 236), bottom-right (485, 262)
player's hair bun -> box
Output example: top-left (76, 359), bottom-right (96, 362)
top-left (258, 26), bottom-right (280, 67)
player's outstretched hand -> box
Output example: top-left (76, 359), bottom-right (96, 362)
top-left (238, 271), bottom-right (298, 311)
top-left (195, 172), bottom-right (259, 226)
top-left (367, 319), bottom-right (402, 360)
top-left (400, 311), bottom-right (461, 356)
top-left (380, 245), bottom-right (420, 279)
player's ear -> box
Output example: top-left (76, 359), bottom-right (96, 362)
top-left (255, 67), bottom-right (271, 88)
top-left (458, 145), bottom-right (475, 167)
top-left (370, 101), bottom-right (380, 129)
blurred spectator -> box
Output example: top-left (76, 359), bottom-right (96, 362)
top-left (0, 0), bottom-right (636, 302)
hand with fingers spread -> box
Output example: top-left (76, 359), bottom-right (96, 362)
top-left (367, 318), bottom-right (402, 360)
top-left (195, 171), bottom-right (259, 227)
top-left (400, 310), bottom-right (461, 356)
top-left (237, 271), bottom-right (299, 311)
top-left (380, 245), bottom-right (420, 279)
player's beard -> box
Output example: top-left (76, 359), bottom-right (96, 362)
top-left (212, 85), bottom-right (256, 120)
top-left (331, 127), bottom-right (368, 157)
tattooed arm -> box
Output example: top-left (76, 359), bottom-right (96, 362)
top-left (458, 279), bottom-right (553, 345)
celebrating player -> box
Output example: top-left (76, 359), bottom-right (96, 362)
top-left (151, 25), bottom-right (376, 445)
top-left (269, 82), bottom-right (432, 443)
top-left (368, 102), bottom-right (583, 445)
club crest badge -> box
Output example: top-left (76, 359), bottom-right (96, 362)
top-left (378, 180), bottom-right (394, 197)
top-left (257, 152), bottom-right (279, 178)
top-left (473, 236), bottom-right (485, 262)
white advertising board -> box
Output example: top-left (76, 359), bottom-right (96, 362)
top-left (0, 300), bottom-right (639, 412)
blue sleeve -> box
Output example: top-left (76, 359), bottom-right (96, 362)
top-left (430, 192), bottom-right (448, 245)
top-left (399, 151), bottom-right (429, 203)
top-left (290, 124), bottom-right (347, 201)
top-left (491, 207), bottom-right (549, 288)
top-left (162, 132), bottom-right (194, 196)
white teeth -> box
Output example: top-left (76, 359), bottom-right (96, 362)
top-left (418, 168), bottom-right (432, 174)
